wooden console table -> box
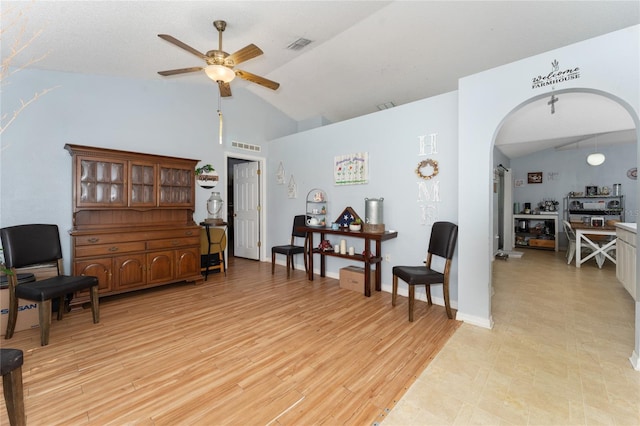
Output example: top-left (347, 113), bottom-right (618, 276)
top-left (298, 226), bottom-right (398, 297)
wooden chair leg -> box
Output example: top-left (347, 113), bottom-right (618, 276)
top-left (5, 290), bottom-right (19, 340)
top-left (38, 300), bottom-right (52, 346)
top-left (56, 295), bottom-right (65, 321)
top-left (408, 285), bottom-right (415, 322)
top-left (392, 275), bottom-right (398, 307)
top-left (443, 279), bottom-right (453, 319)
top-left (90, 286), bottom-right (100, 324)
top-left (426, 284), bottom-right (433, 306)
top-left (271, 252), bottom-right (276, 274)
top-left (286, 255), bottom-right (291, 278)
top-left (2, 365), bottom-right (26, 426)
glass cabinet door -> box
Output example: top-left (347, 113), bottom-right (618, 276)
top-left (77, 157), bottom-right (127, 207)
top-left (130, 162), bottom-right (157, 207)
top-left (159, 165), bottom-right (194, 206)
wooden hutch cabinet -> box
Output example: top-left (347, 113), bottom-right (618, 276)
top-left (65, 144), bottom-right (203, 304)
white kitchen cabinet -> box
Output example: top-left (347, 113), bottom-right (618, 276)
top-left (616, 223), bottom-right (636, 301)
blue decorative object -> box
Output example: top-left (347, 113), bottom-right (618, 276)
top-left (335, 206), bottom-right (361, 228)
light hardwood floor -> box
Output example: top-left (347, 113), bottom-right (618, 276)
top-left (1, 257), bottom-right (460, 425)
top-left (384, 249), bottom-right (639, 425)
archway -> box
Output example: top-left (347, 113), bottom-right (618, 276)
top-left (490, 88), bottom-right (639, 368)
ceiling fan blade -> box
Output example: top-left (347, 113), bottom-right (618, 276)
top-left (218, 81), bottom-right (232, 97)
top-left (235, 70), bottom-right (280, 91)
top-left (158, 67), bottom-right (203, 76)
top-left (225, 44), bottom-right (263, 66)
top-left (158, 34), bottom-right (208, 60)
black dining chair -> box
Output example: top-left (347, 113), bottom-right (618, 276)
top-left (1, 224), bottom-right (100, 346)
top-left (271, 215), bottom-right (308, 278)
top-left (392, 221), bottom-right (458, 321)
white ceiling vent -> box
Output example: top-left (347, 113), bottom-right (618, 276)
top-left (232, 141), bottom-right (261, 152)
top-left (377, 102), bottom-right (395, 110)
top-left (287, 37), bottom-right (312, 51)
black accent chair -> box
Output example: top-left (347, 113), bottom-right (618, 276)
top-left (271, 215), bottom-right (308, 277)
top-left (392, 221), bottom-right (458, 321)
top-left (1, 349), bottom-right (26, 426)
top-left (1, 224), bottom-right (100, 346)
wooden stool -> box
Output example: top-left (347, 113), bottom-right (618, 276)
top-left (1, 348), bottom-right (26, 426)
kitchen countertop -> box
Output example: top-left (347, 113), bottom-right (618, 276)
top-left (615, 222), bottom-right (637, 233)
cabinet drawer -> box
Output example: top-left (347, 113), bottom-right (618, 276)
top-left (529, 239), bottom-right (555, 248)
top-left (74, 233), bottom-right (146, 246)
top-left (146, 237), bottom-right (199, 250)
top-left (76, 242), bottom-right (145, 257)
top-left (146, 228), bottom-right (199, 239)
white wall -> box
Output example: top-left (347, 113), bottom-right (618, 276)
top-left (268, 92), bottom-right (459, 304)
top-left (459, 26), bottom-right (639, 359)
top-left (0, 69), bottom-right (297, 269)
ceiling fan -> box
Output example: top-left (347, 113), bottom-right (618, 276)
top-left (157, 20), bottom-right (280, 97)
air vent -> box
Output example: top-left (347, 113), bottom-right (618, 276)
top-left (287, 37), bottom-right (312, 51)
top-left (377, 102), bottom-right (396, 110)
top-left (232, 141), bottom-right (261, 152)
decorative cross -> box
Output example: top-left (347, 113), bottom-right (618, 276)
top-left (547, 94), bottom-right (558, 114)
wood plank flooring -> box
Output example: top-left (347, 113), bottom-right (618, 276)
top-left (1, 258), bottom-right (460, 425)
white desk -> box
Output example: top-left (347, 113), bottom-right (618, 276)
top-left (573, 224), bottom-right (617, 268)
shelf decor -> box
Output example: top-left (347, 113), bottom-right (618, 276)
top-left (334, 152), bottom-right (368, 185)
top-left (335, 206), bottom-right (361, 228)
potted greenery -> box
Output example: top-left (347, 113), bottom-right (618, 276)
top-left (349, 218), bottom-right (362, 231)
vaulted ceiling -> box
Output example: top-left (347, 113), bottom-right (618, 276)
top-left (2, 1), bottom-right (639, 157)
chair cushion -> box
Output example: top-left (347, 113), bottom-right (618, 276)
top-left (0, 349), bottom-right (24, 375)
top-left (393, 265), bottom-right (444, 285)
top-left (272, 245), bottom-right (305, 255)
top-left (15, 275), bottom-right (98, 302)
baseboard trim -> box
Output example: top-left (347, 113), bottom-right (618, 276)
top-left (630, 350), bottom-right (640, 371)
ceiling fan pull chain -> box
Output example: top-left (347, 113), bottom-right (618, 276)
top-left (218, 92), bottom-right (223, 145)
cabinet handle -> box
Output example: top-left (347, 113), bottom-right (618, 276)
top-left (172, 241), bottom-right (179, 246)
top-left (108, 246), bottom-right (119, 252)
top-left (185, 231), bottom-right (193, 236)
top-left (88, 237), bottom-right (99, 243)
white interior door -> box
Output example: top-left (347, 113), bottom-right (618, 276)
top-left (233, 161), bottom-right (260, 260)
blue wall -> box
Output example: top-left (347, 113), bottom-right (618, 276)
top-left (0, 69), bottom-right (297, 266)
top-left (267, 92), bottom-right (459, 304)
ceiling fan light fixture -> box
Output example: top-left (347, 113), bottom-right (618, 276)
top-left (586, 152), bottom-right (606, 166)
top-left (205, 64), bottom-right (236, 83)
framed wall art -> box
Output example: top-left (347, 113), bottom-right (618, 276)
top-left (334, 152), bottom-right (368, 185)
top-left (527, 172), bottom-right (543, 184)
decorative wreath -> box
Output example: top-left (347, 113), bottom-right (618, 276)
top-left (415, 159), bottom-right (439, 180)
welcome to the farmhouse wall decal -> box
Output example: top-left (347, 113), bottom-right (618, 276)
top-left (531, 59), bottom-right (581, 89)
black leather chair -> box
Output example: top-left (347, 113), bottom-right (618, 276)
top-left (271, 215), bottom-right (308, 277)
top-left (1, 349), bottom-right (26, 426)
top-left (392, 221), bottom-right (458, 321)
top-left (1, 224), bottom-right (100, 346)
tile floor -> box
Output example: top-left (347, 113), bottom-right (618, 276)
top-left (382, 249), bottom-right (639, 425)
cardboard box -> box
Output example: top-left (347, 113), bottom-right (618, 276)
top-left (0, 266), bottom-right (56, 334)
top-left (339, 266), bottom-right (375, 293)
top-left (0, 281), bottom-right (40, 332)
